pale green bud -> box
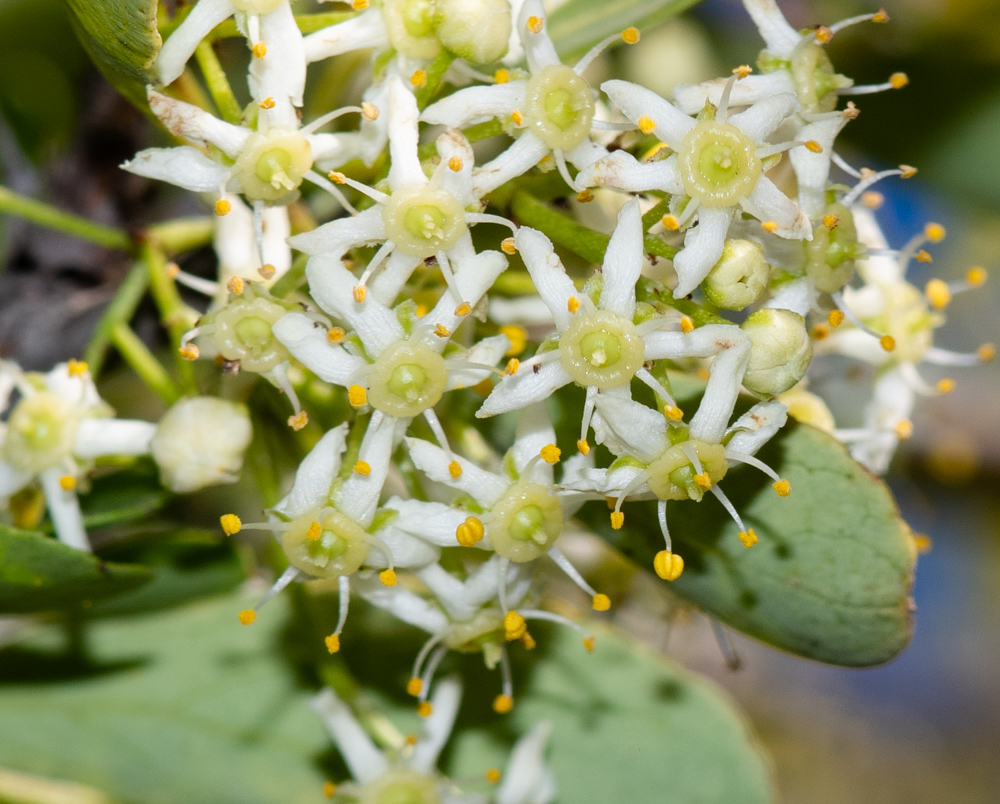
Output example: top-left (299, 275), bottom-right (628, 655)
top-left (740, 309), bottom-right (812, 396)
top-left (435, 0), bottom-right (511, 63)
top-left (701, 239), bottom-right (770, 310)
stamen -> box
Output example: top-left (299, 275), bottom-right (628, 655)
top-left (411, 70), bottom-right (427, 88)
top-left (59, 475), bottom-right (76, 490)
top-left (547, 545), bottom-right (599, 597)
top-left (574, 32), bottom-right (625, 75)
top-left (464, 212), bottom-right (519, 234)
top-left (553, 149), bottom-right (580, 193)
top-left (215, 198), bottom-right (232, 216)
top-left (355, 240), bottom-right (397, 293)
top-left (304, 170), bottom-right (360, 216)
top-left (527, 15), bottom-right (544, 34)
top-left (486, 769), bottom-right (502, 785)
top-left (829, 10), bottom-right (888, 34)
top-left (288, 411), bottom-right (308, 430)
top-left (411, 632), bottom-right (447, 686)
top-left (838, 73), bottom-right (908, 95)
top-left (738, 528), bottom-right (758, 548)
top-left (635, 367), bottom-right (679, 410)
top-left (709, 484), bottom-right (747, 532)
top-left (841, 167), bottom-right (906, 207)
top-left (494, 69), bottom-right (510, 84)
top-left (520, 608), bottom-right (592, 641)
top-left (724, 450), bottom-right (782, 482)
top-left (501, 237), bottom-right (517, 255)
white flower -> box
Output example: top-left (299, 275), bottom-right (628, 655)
top-left (420, 0), bottom-right (612, 195)
top-left (0, 361), bottom-right (156, 551)
top-left (212, 194), bottom-right (292, 302)
top-left (150, 397), bottom-right (252, 493)
top-left (577, 78), bottom-right (811, 297)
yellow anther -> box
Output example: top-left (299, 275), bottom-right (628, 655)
top-left (348, 385), bottom-right (367, 406)
top-left (880, 334), bottom-right (896, 352)
top-left (59, 475), bottom-right (76, 491)
top-left (288, 411), bottom-right (308, 431)
top-left (325, 633), bottom-right (341, 653)
top-left (456, 516), bottom-right (485, 547)
top-left (936, 378), bottom-right (955, 394)
top-left (732, 64), bottom-right (752, 79)
top-left (540, 444), bottom-right (561, 464)
top-left (583, 636), bottom-right (596, 653)
top-left (822, 214), bottom-right (840, 229)
top-left (811, 323), bottom-right (830, 341)
top-left (653, 550), bottom-right (684, 581)
top-left (215, 198), bottom-right (232, 216)
top-left (415, 303), bottom-right (430, 318)
top-left (913, 534), bottom-right (932, 554)
top-left (500, 324), bottom-right (527, 356)
top-left (761, 220), bottom-right (779, 234)
top-left (504, 610), bottom-right (527, 641)
top-left (434, 323), bottom-right (451, 338)
top-left (604, 496), bottom-right (616, 510)
top-left (511, 109), bottom-right (524, 126)
top-left (680, 315), bottom-right (694, 333)
top-left (448, 156), bottom-right (464, 172)
top-left (354, 460), bottom-right (371, 476)
top-left (352, 0), bottom-right (368, 9)
top-left (915, 250), bottom-right (932, 263)
top-left (773, 479), bottom-right (791, 497)
top-left (804, 140), bottom-right (823, 153)
top-left (521, 631), bottom-right (536, 650)
top-left (977, 343), bottom-right (995, 362)
top-left (361, 102), bottom-right (379, 120)
top-left (238, 609), bottom-right (257, 625)
top-left (323, 781), bottom-right (337, 798)
top-left (493, 694), bottom-right (513, 714)
top-left (576, 439), bottom-right (590, 456)
top-left (327, 326), bottom-right (346, 344)
top-left (967, 266), bottom-right (987, 286)
top-left (814, 25), bottom-right (833, 44)
top-left (166, 261), bottom-right (180, 279)
top-left (622, 27), bottom-right (640, 44)
top-left (259, 96), bottom-right (275, 110)
top-left (252, 42), bottom-right (267, 59)
top-left (637, 115), bottom-right (656, 135)
top-left (328, 170), bottom-right (346, 184)
top-left (494, 69), bottom-right (510, 84)
top-left (410, 70), bottom-right (427, 88)
top-left (861, 191), bottom-right (885, 209)
top-left (693, 472), bottom-right (712, 490)
top-left (843, 101), bottom-right (860, 120)
top-left (665, 405), bottom-right (684, 421)
top-left (610, 511), bottom-right (624, 530)
top-left (925, 279), bottom-right (951, 310)
top-left (226, 276), bottom-right (245, 295)
top-left (828, 310), bottom-right (845, 328)
top-left (407, 677), bottom-right (423, 696)
top-left (405, 735), bottom-right (417, 746)
top-left (592, 593), bottom-right (611, 611)
top-left (527, 15), bottom-right (544, 33)
top-left (306, 521), bottom-right (323, 541)
top-left (697, 367), bottom-right (710, 380)
top-left (179, 343), bottom-right (200, 361)
top-left (924, 222), bottom-right (946, 242)
top-left (380, 569), bottom-right (397, 587)
top-left (501, 237), bottom-right (517, 255)
top-left (577, 189), bottom-right (595, 203)
top-left (449, 460), bottom-right (462, 478)
top-left (872, 8), bottom-right (889, 23)
top-left (454, 302), bottom-right (472, 317)
top-left (486, 769), bottom-right (502, 785)
top-left (661, 214), bottom-right (680, 231)
top-left (899, 164), bottom-right (918, 178)
top-left (738, 528), bottom-right (758, 548)
top-left (567, 296), bottom-right (580, 313)
top-left (895, 419), bottom-right (913, 440)
top-left (65, 359), bottom-right (87, 377)
top-left (353, 285), bottom-right (367, 303)
top-left (220, 514), bottom-right (242, 536)
top-left (890, 72), bottom-right (909, 89)
top-left (504, 358), bottom-right (520, 376)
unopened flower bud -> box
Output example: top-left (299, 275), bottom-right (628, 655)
top-left (701, 239), bottom-right (770, 310)
top-left (435, 0), bottom-right (511, 63)
top-left (151, 397), bottom-right (252, 493)
top-left (740, 309), bottom-right (813, 396)
top-left (805, 203), bottom-right (861, 293)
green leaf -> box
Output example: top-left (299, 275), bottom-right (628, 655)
top-left (62, 0), bottom-right (161, 109)
top-left (0, 593), bottom-right (330, 804)
top-left (0, 526), bottom-right (153, 613)
top-left (80, 468), bottom-right (170, 530)
top-left (595, 376), bottom-right (917, 667)
top-left (549, 0), bottom-right (702, 60)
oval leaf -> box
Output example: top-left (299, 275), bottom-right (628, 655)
top-left (549, 0), bottom-right (702, 59)
top-left (0, 526), bottom-right (153, 613)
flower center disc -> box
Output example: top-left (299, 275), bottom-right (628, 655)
top-left (486, 481), bottom-right (563, 562)
top-left (366, 341), bottom-right (448, 417)
top-left (679, 122), bottom-right (761, 208)
top-left (233, 131), bottom-right (313, 202)
top-left (524, 65), bottom-right (595, 152)
top-left (2, 391), bottom-right (76, 474)
top-left (281, 509), bottom-right (371, 578)
top-left (646, 439), bottom-right (728, 501)
top-left (212, 296), bottom-right (290, 373)
top-left (381, 187), bottom-right (467, 258)
top-left (559, 309), bottom-right (645, 389)
top-left (362, 769), bottom-right (441, 804)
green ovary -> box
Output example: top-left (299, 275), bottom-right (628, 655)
top-left (387, 363), bottom-right (428, 402)
top-left (559, 310), bottom-right (644, 389)
top-left (402, 0), bottom-right (437, 37)
top-left (404, 205), bottom-right (448, 244)
top-left (487, 482), bottom-right (563, 562)
top-left (233, 131), bottom-right (312, 202)
top-left (280, 509), bottom-right (371, 578)
top-left (2, 392), bottom-right (76, 474)
top-left (524, 65), bottom-right (594, 151)
top-left (366, 341), bottom-right (448, 417)
top-left (646, 439), bottom-right (728, 502)
top-left (211, 295), bottom-right (290, 373)
top-left (579, 330), bottom-right (622, 368)
top-left (361, 770), bottom-right (441, 804)
top-left (382, 188), bottom-right (467, 258)
top-left (679, 122), bottom-right (761, 208)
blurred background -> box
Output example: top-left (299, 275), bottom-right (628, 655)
top-left (0, 0), bottom-right (998, 801)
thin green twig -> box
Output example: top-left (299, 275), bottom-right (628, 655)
top-left (84, 261), bottom-right (150, 376)
top-left (142, 243), bottom-right (199, 394)
top-left (0, 185), bottom-right (131, 251)
top-left (109, 323), bottom-right (181, 404)
top-left (195, 41), bottom-right (242, 124)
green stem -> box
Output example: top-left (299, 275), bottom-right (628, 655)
top-left (641, 195), bottom-right (672, 231)
top-left (109, 323), bottom-right (180, 404)
top-left (0, 185), bottom-right (131, 251)
top-left (84, 261), bottom-right (150, 376)
top-left (270, 253), bottom-right (308, 298)
top-left (147, 216), bottom-right (215, 256)
top-left (194, 41), bottom-right (242, 125)
top-left (415, 50), bottom-right (457, 110)
top-left (142, 243), bottom-right (199, 394)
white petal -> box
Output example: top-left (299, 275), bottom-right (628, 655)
top-left (514, 227), bottom-right (575, 331)
top-left (598, 198), bottom-right (643, 317)
top-left (422, 250), bottom-right (507, 342)
top-left (592, 389), bottom-right (667, 461)
top-left (386, 77), bottom-right (425, 190)
top-left (742, 176), bottom-right (811, 239)
top-left (303, 9), bottom-right (388, 62)
top-left (725, 401), bottom-right (787, 456)
top-left (335, 413), bottom-right (395, 526)
top-left (852, 367), bottom-right (914, 473)
top-left (510, 402), bottom-right (557, 481)
top-left (434, 129), bottom-right (477, 207)
top-left (472, 133), bottom-right (550, 197)
top-left (601, 79), bottom-right (694, 149)
top-left (156, 0), bottom-right (235, 86)
top-left (275, 424), bottom-right (348, 518)
top-left (576, 150), bottom-right (683, 195)
top-left (417, 563), bottom-right (480, 621)
top-left (250, 3), bottom-right (306, 124)
top-left (411, 676), bottom-right (462, 773)
top-left (370, 250), bottom-right (424, 306)
top-left (421, 82), bottom-right (526, 128)
top-left (687, 326), bottom-right (751, 444)
top-left (74, 419), bottom-right (155, 459)
top-left (308, 688), bottom-right (389, 784)
top-left (384, 498), bottom-right (468, 546)
top-left (40, 469), bottom-right (89, 551)
top-left (673, 206), bottom-right (732, 298)
top-left (672, 72), bottom-right (796, 115)
top-left (367, 525), bottom-right (441, 569)
top-left (122, 147), bottom-right (230, 193)
top-left (147, 89), bottom-right (249, 158)
top-left (742, 0), bottom-right (802, 59)
top-left (288, 206), bottom-right (385, 257)
top-left (272, 313), bottom-right (367, 384)
top-left (816, 327), bottom-right (887, 366)
top-left (763, 276), bottom-right (815, 317)
top-left (727, 92), bottom-right (799, 143)
top-left (788, 112), bottom-right (850, 220)
top-left (564, 138), bottom-right (608, 172)
top-left (518, 0), bottom-right (560, 72)
top-left (496, 721), bottom-right (557, 804)
top-left (477, 360), bottom-right (573, 418)
top-left (488, 295), bottom-right (555, 327)
top-left (0, 460), bottom-right (31, 497)
top-left (445, 334), bottom-right (511, 390)
top-left (406, 437), bottom-right (509, 508)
